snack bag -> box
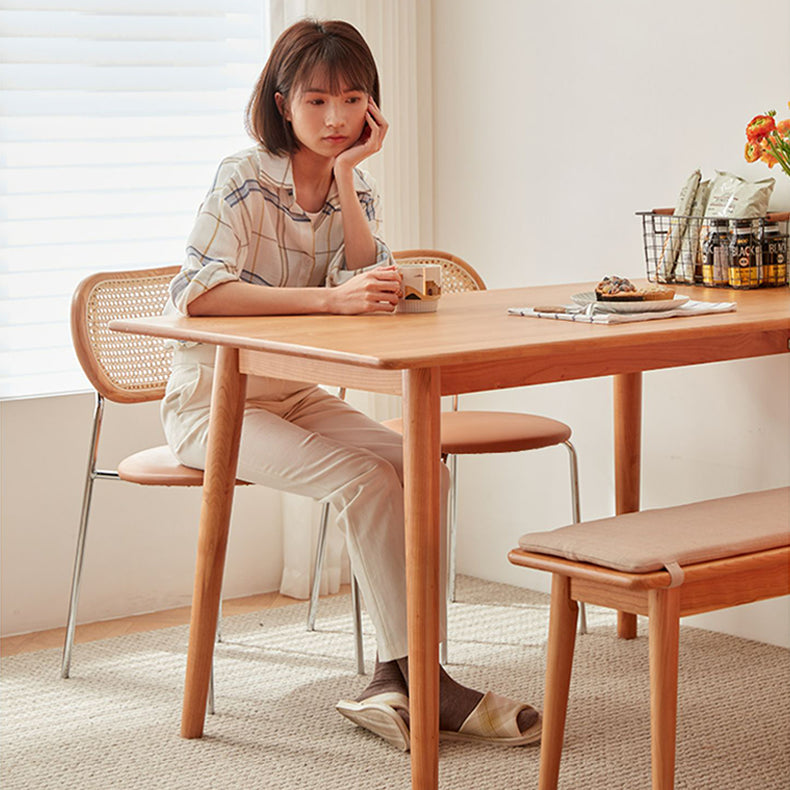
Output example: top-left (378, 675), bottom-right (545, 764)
top-left (704, 171), bottom-right (775, 218)
top-left (657, 170), bottom-right (701, 282)
top-left (676, 179), bottom-right (711, 283)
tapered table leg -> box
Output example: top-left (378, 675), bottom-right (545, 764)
top-left (181, 346), bottom-right (247, 738)
top-left (614, 372), bottom-right (642, 639)
top-left (538, 574), bottom-right (579, 790)
top-left (403, 368), bottom-right (442, 789)
top-left (648, 588), bottom-right (680, 790)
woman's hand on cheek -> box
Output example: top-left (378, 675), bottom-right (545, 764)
top-left (333, 98), bottom-right (389, 173)
top-left (326, 265), bottom-right (401, 314)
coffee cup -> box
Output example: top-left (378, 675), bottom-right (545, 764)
top-left (396, 263), bottom-right (442, 312)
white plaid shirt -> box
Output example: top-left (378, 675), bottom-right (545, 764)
top-left (168, 146), bottom-right (391, 315)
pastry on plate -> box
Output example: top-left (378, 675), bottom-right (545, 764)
top-left (595, 276), bottom-right (674, 302)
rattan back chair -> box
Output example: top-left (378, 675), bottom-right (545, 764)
top-left (65, 266), bottom-right (367, 684)
top-left (308, 250), bottom-right (587, 660)
top-left (72, 266), bottom-right (178, 404)
top-left (64, 266), bottom-right (233, 683)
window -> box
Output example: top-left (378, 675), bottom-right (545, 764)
top-left (0, 0), bottom-right (268, 399)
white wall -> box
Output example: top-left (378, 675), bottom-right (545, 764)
top-left (2, 0), bottom-right (789, 647)
top-left (1, 394), bottom-right (284, 636)
top-left (432, 0), bottom-right (790, 646)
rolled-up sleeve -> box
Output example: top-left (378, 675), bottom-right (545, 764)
top-left (169, 160), bottom-right (250, 315)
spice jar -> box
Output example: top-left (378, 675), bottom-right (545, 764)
top-left (702, 219), bottom-right (731, 287)
top-left (760, 221), bottom-right (788, 287)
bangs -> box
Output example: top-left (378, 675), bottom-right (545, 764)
top-left (292, 38), bottom-right (377, 98)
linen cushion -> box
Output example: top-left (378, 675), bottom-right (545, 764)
top-left (518, 487), bottom-right (789, 574)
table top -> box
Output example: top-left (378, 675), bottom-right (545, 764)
top-left (112, 282), bottom-right (789, 379)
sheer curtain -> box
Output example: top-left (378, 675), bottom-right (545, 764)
top-left (270, 0), bottom-right (434, 598)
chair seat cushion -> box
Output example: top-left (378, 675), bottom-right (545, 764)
top-left (382, 411), bottom-right (571, 454)
top-left (518, 487), bottom-right (790, 574)
top-left (118, 445), bottom-right (250, 487)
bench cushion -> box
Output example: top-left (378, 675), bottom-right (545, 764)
top-left (518, 488), bottom-right (789, 574)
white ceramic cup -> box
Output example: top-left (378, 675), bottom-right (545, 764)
top-left (397, 263), bottom-right (442, 312)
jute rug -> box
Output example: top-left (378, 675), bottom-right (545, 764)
top-left (1, 577), bottom-right (788, 789)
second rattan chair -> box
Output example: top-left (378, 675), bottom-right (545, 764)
top-left (307, 250), bottom-right (587, 662)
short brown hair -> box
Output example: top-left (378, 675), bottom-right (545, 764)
top-left (246, 19), bottom-right (381, 155)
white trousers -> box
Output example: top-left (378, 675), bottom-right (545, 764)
top-left (161, 345), bottom-right (449, 662)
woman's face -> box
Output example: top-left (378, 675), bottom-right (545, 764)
top-left (280, 74), bottom-right (369, 159)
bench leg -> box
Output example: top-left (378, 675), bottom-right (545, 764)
top-left (648, 587), bottom-right (680, 790)
top-left (538, 574), bottom-right (578, 790)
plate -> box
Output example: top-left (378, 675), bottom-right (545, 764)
top-left (570, 292), bottom-right (690, 313)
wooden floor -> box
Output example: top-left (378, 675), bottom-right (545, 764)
top-left (0, 585), bottom-right (351, 658)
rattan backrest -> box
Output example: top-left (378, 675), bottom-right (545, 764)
top-left (393, 249), bottom-right (485, 293)
top-left (71, 266), bottom-right (181, 404)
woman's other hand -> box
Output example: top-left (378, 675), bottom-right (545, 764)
top-left (333, 98), bottom-right (388, 173)
top-left (327, 265), bottom-right (401, 314)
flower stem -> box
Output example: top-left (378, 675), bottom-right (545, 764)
top-left (765, 137), bottom-right (790, 178)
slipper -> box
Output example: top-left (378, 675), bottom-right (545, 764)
top-left (335, 691), bottom-right (411, 751)
top-left (440, 690), bottom-right (542, 747)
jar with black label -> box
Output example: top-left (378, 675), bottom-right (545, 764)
top-left (728, 219), bottom-right (761, 289)
top-left (702, 219), bottom-right (731, 286)
top-left (760, 221), bottom-right (788, 287)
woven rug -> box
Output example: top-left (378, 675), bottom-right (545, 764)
top-left (2, 576), bottom-right (788, 790)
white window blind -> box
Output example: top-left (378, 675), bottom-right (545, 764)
top-left (0, 0), bottom-right (268, 399)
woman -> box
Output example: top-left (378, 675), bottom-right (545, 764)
top-left (162, 18), bottom-right (540, 751)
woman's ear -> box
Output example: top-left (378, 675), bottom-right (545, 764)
top-left (274, 92), bottom-right (290, 121)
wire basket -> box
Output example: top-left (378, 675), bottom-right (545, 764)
top-left (637, 209), bottom-right (789, 289)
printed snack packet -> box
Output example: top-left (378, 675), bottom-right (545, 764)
top-left (704, 171), bottom-right (775, 218)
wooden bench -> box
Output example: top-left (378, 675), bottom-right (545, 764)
top-left (508, 487), bottom-right (790, 790)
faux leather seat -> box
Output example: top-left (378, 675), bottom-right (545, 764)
top-left (382, 411), bottom-right (572, 456)
top-left (117, 445), bottom-right (251, 487)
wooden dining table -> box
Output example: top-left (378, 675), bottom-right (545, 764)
top-left (112, 281), bottom-right (789, 790)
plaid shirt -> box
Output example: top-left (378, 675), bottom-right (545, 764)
top-left (168, 146), bottom-right (391, 315)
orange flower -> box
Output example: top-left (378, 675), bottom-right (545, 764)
top-left (743, 105), bottom-right (790, 178)
top-left (744, 140), bottom-right (762, 162)
top-left (746, 114), bottom-right (776, 141)
top-left (759, 140), bottom-right (777, 168)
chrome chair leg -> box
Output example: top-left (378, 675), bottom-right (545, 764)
top-left (447, 454), bottom-right (459, 604)
top-left (306, 502), bottom-right (331, 631)
top-left (564, 440), bottom-right (588, 635)
top-left (208, 605), bottom-right (222, 715)
top-left (309, 501), bottom-right (366, 674)
top-left (350, 576), bottom-right (366, 675)
top-left (441, 451), bottom-right (457, 665)
top-left (444, 440), bottom-right (586, 637)
top-left (62, 393), bottom-right (115, 679)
